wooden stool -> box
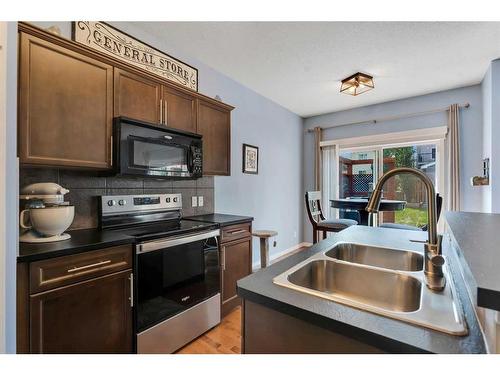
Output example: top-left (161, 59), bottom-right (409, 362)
top-left (252, 230), bottom-right (278, 269)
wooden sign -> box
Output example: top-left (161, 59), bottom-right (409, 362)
top-left (73, 21), bottom-right (198, 91)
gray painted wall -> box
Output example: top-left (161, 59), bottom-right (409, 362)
top-left (481, 64), bottom-right (492, 213)
top-left (303, 85), bottom-right (484, 242)
top-left (28, 21), bottom-right (305, 265)
top-left (481, 60), bottom-right (500, 213)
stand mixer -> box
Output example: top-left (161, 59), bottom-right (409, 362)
top-left (19, 182), bottom-right (75, 243)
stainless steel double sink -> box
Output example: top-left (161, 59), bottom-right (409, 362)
top-left (273, 242), bottom-right (467, 335)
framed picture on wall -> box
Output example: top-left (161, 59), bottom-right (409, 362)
top-left (242, 144), bottom-right (259, 174)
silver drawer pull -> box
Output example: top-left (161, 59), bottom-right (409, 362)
top-left (227, 229), bottom-right (247, 235)
top-left (67, 260), bottom-right (112, 273)
top-left (129, 273), bottom-right (134, 308)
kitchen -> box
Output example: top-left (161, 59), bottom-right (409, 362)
top-left (2, 3), bottom-right (500, 373)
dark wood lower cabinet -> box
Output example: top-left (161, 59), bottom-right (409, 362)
top-left (220, 226), bottom-right (252, 317)
top-left (243, 300), bottom-right (385, 354)
top-left (30, 270), bottom-right (133, 354)
top-left (17, 245), bottom-right (134, 354)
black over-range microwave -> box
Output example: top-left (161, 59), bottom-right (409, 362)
top-left (113, 117), bottom-right (203, 179)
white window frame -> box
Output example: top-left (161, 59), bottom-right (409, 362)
top-left (320, 126), bottom-right (447, 229)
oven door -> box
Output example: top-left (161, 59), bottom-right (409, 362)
top-left (135, 229), bottom-right (220, 333)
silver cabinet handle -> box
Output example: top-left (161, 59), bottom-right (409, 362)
top-left (221, 246), bottom-right (226, 271)
top-left (228, 229), bottom-right (247, 235)
top-left (129, 273), bottom-right (134, 308)
top-left (110, 135), bottom-right (113, 167)
top-left (159, 99), bottom-right (163, 124)
top-left (164, 99), bottom-right (168, 126)
top-left (67, 260), bottom-right (111, 273)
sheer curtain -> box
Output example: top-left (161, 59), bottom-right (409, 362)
top-left (321, 145), bottom-right (338, 220)
top-left (447, 104), bottom-right (461, 211)
top-left (314, 127), bottom-right (323, 191)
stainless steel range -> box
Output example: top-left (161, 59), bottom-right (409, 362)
top-left (100, 193), bottom-right (221, 353)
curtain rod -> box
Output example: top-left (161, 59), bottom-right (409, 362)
top-left (306, 102), bottom-right (470, 133)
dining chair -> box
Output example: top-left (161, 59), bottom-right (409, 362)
top-left (379, 193), bottom-right (443, 232)
top-left (305, 191), bottom-right (358, 243)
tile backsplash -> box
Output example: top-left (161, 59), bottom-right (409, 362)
top-left (20, 168), bottom-right (215, 230)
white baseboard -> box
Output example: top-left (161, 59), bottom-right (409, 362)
top-left (252, 242), bottom-right (312, 271)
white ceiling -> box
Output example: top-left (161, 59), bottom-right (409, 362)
top-left (135, 22), bottom-right (500, 117)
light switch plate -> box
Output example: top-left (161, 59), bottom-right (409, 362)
top-left (191, 196), bottom-right (198, 207)
top-left (198, 196), bottom-right (204, 207)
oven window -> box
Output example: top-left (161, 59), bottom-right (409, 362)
top-left (162, 243), bottom-right (204, 288)
top-left (132, 139), bottom-right (188, 172)
top-left (136, 237), bottom-right (220, 332)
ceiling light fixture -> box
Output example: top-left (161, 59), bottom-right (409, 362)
top-left (340, 72), bottom-right (374, 96)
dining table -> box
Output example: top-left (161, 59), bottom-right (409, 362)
top-left (330, 198), bottom-right (407, 226)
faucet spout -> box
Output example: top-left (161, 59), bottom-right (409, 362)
top-left (366, 167), bottom-right (445, 291)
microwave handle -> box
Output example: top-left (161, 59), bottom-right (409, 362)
top-left (188, 146), bottom-right (195, 173)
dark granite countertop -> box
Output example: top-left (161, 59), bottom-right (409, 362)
top-left (237, 226), bottom-right (487, 353)
top-left (18, 228), bottom-right (135, 263)
top-left (445, 211), bottom-right (500, 311)
top-left (185, 213), bottom-right (254, 227)
top-left (18, 212), bottom-right (253, 263)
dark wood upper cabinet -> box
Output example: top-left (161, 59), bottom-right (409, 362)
top-left (30, 270), bottom-right (133, 353)
top-left (162, 85), bottom-right (197, 133)
top-left (18, 23), bottom-right (234, 175)
top-left (114, 68), bottom-right (162, 124)
top-left (197, 99), bottom-right (231, 176)
top-left (18, 31), bottom-right (113, 170)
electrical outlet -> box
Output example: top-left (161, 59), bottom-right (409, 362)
top-left (191, 196), bottom-right (198, 207)
top-left (198, 196), bottom-right (204, 207)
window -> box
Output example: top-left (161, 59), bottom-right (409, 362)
top-left (327, 140), bottom-right (443, 227)
top-left (339, 150), bottom-right (377, 201)
top-left (381, 144), bottom-right (437, 227)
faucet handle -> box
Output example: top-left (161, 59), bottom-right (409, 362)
top-left (430, 254), bottom-right (445, 267)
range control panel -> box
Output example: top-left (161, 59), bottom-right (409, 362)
top-left (101, 193), bottom-right (182, 215)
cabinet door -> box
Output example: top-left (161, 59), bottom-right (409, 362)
top-left (221, 236), bottom-right (252, 315)
top-left (18, 32), bottom-right (113, 169)
top-left (197, 100), bottom-right (231, 175)
top-left (30, 270), bottom-right (133, 354)
top-left (162, 85), bottom-right (197, 133)
top-left (114, 68), bottom-right (162, 124)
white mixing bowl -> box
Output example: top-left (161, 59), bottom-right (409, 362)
top-left (28, 206), bottom-right (75, 237)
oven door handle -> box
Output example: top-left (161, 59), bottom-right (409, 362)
top-left (137, 229), bottom-right (220, 254)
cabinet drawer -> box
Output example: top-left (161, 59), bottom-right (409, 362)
top-left (30, 245), bottom-right (132, 294)
top-left (221, 223), bottom-right (252, 243)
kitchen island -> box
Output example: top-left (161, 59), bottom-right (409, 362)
top-left (237, 226), bottom-right (487, 353)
